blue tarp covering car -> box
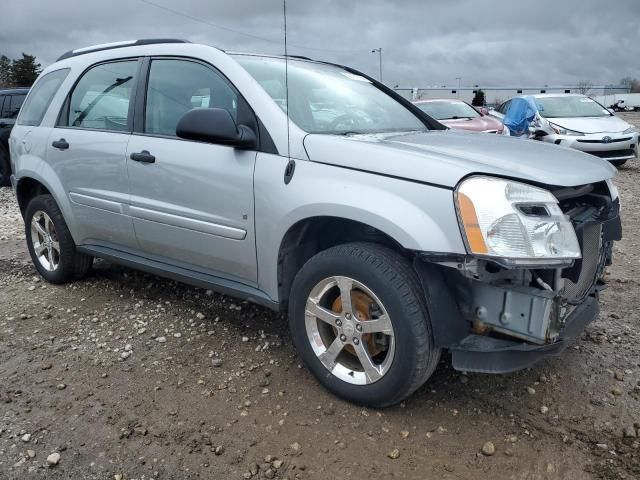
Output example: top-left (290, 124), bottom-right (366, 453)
top-left (503, 96), bottom-right (543, 137)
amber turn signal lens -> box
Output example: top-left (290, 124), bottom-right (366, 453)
top-left (457, 192), bottom-right (488, 254)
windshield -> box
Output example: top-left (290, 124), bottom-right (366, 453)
top-left (535, 96), bottom-right (610, 118)
top-left (234, 55), bottom-right (427, 134)
top-left (415, 101), bottom-right (480, 120)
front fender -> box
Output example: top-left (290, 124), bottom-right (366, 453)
top-left (254, 155), bottom-right (466, 301)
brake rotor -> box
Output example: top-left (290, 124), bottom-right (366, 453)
top-left (331, 290), bottom-right (385, 357)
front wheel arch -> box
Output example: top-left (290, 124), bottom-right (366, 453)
top-left (277, 216), bottom-right (408, 310)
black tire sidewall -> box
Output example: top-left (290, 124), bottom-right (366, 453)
top-left (25, 195), bottom-right (78, 284)
top-left (289, 244), bottom-right (434, 407)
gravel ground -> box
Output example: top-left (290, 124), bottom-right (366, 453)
top-left (1, 114), bottom-right (640, 480)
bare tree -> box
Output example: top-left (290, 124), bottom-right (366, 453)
top-left (576, 80), bottom-right (594, 96)
top-left (620, 77), bottom-right (640, 93)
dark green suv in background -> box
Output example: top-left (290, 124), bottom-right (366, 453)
top-left (0, 87), bottom-right (29, 186)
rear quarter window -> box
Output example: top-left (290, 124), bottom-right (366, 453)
top-left (17, 69), bottom-right (70, 127)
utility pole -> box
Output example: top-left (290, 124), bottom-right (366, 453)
top-left (371, 48), bottom-right (383, 83)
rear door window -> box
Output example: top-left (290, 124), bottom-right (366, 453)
top-left (17, 69), bottom-right (70, 126)
top-left (63, 60), bottom-right (138, 132)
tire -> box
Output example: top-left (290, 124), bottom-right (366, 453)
top-left (288, 242), bottom-right (441, 408)
top-left (24, 194), bottom-right (92, 284)
top-left (0, 147), bottom-right (10, 187)
top-left (610, 160), bottom-right (627, 167)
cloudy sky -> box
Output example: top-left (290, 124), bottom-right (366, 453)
top-left (1, 0), bottom-right (639, 89)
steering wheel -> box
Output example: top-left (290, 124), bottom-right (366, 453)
top-left (329, 114), bottom-right (360, 131)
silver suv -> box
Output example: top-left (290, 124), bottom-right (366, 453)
top-left (9, 40), bottom-right (622, 407)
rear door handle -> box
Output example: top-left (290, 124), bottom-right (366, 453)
top-left (52, 138), bottom-right (69, 150)
top-left (0, 122), bottom-right (6, 128)
top-left (130, 150), bottom-right (156, 163)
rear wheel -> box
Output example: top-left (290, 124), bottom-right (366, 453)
top-left (0, 147), bottom-right (10, 187)
top-left (288, 242), bottom-right (440, 407)
top-left (25, 194), bottom-right (93, 284)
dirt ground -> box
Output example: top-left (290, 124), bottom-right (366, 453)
top-left (1, 114), bottom-right (639, 480)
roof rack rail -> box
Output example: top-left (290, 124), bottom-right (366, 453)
top-left (56, 39), bottom-right (191, 62)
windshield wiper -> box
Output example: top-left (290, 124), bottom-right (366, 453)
top-left (440, 116), bottom-right (473, 120)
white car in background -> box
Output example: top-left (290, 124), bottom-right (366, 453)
top-left (492, 94), bottom-right (639, 166)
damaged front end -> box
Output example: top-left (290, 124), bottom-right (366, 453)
top-left (417, 179), bottom-right (621, 373)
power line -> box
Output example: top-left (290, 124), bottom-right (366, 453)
top-left (136, 0), bottom-right (367, 55)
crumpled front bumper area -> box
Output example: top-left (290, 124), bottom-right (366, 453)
top-left (414, 191), bottom-right (621, 375)
top-left (448, 294), bottom-right (599, 373)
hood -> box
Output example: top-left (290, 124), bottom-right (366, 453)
top-left (440, 115), bottom-right (503, 132)
top-left (545, 115), bottom-right (631, 134)
top-left (303, 129), bottom-right (616, 188)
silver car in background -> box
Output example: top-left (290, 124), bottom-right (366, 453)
top-left (9, 40), bottom-right (622, 407)
top-left (492, 94), bottom-right (639, 166)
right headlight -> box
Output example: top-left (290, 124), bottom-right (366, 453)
top-left (549, 122), bottom-right (583, 136)
top-left (455, 176), bottom-right (581, 267)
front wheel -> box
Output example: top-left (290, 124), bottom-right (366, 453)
top-left (25, 194), bottom-right (93, 284)
top-left (610, 159), bottom-right (627, 167)
top-left (288, 243), bottom-right (440, 408)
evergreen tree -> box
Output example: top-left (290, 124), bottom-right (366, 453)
top-left (0, 55), bottom-right (12, 88)
top-left (11, 53), bottom-right (42, 87)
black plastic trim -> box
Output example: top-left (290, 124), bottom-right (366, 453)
top-left (77, 245), bottom-right (279, 310)
top-left (413, 259), bottom-right (468, 347)
top-left (257, 117), bottom-right (278, 155)
top-left (132, 57), bottom-right (150, 133)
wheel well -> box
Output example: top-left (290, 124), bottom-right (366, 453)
top-left (16, 178), bottom-right (50, 216)
top-left (277, 217), bottom-right (407, 309)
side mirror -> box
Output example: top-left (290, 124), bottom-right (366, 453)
top-left (607, 108), bottom-right (615, 115)
top-left (533, 129), bottom-right (548, 137)
top-left (176, 108), bottom-right (256, 148)
top-left (479, 107), bottom-right (489, 116)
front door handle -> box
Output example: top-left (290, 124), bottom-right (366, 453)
top-left (52, 138), bottom-right (69, 150)
top-left (130, 150), bottom-right (156, 163)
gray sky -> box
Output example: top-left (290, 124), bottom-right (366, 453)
top-left (1, 0), bottom-right (638, 88)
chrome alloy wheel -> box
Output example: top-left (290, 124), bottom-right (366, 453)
top-left (30, 210), bottom-right (60, 272)
top-left (305, 276), bottom-right (395, 385)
